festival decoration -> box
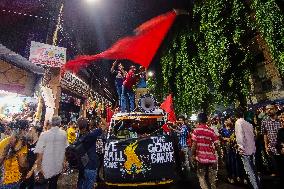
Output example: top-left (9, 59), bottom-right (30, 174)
top-left (63, 10), bottom-right (177, 73)
top-left (29, 41), bottom-right (66, 67)
top-left (41, 86), bottom-right (55, 122)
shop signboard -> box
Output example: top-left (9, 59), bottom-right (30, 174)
top-left (103, 135), bottom-right (177, 183)
top-left (29, 41), bottom-right (66, 67)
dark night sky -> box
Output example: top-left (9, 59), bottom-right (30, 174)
top-left (0, 0), bottom-right (190, 100)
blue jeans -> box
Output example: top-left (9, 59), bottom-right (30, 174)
top-left (77, 169), bottom-right (97, 189)
top-left (241, 154), bottom-right (260, 189)
top-left (0, 183), bottom-right (20, 189)
top-left (121, 86), bottom-right (135, 112)
top-left (115, 82), bottom-right (122, 106)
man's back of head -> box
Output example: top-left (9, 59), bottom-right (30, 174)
top-left (235, 108), bottom-right (245, 119)
top-left (77, 117), bottom-right (89, 132)
top-left (51, 116), bottom-right (62, 127)
top-left (198, 112), bottom-right (208, 124)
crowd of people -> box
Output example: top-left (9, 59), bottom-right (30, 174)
top-left (165, 103), bottom-right (284, 189)
top-left (0, 111), bottom-right (107, 189)
top-left (1, 91), bottom-right (284, 189)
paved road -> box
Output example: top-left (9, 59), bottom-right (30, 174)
top-left (58, 168), bottom-right (281, 189)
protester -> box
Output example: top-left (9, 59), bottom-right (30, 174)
top-left (76, 116), bottom-right (107, 189)
top-left (220, 117), bottom-right (235, 183)
top-left (261, 104), bottom-right (281, 176)
top-left (34, 116), bottom-right (68, 189)
top-left (135, 66), bottom-right (148, 106)
top-left (67, 121), bottom-right (77, 144)
top-left (121, 65), bottom-right (137, 112)
top-left (191, 113), bottom-right (220, 189)
top-left (235, 109), bottom-right (260, 189)
top-left (110, 60), bottom-right (126, 107)
top-left (20, 125), bottom-right (42, 189)
top-left (175, 115), bottom-right (191, 171)
top-left (0, 120), bottom-right (29, 189)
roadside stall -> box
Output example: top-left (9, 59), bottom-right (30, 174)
top-left (0, 44), bottom-right (44, 121)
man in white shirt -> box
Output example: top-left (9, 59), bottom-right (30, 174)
top-left (34, 116), bottom-right (68, 189)
top-left (235, 109), bottom-right (259, 189)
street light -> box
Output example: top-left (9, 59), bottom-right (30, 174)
top-left (85, 0), bottom-right (100, 3)
top-left (148, 71), bottom-right (154, 77)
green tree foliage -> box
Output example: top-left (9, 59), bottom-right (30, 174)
top-left (158, 0), bottom-right (284, 115)
top-left (251, 0), bottom-right (284, 74)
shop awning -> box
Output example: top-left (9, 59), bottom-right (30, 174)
top-left (0, 44), bottom-right (44, 75)
top-left (0, 44), bottom-right (44, 96)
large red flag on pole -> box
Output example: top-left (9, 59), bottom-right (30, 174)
top-left (160, 94), bottom-right (176, 122)
top-left (63, 11), bottom-right (177, 73)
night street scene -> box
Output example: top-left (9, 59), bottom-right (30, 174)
top-left (0, 0), bottom-right (284, 189)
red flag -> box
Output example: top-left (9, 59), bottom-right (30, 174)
top-left (160, 94), bottom-right (176, 122)
top-left (63, 11), bottom-right (177, 73)
top-left (106, 106), bottom-right (114, 124)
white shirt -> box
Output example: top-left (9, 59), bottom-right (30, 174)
top-left (34, 126), bottom-right (68, 179)
top-left (235, 118), bottom-right (256, 155)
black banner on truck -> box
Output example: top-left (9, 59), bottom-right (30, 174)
top-left (103, 135), bottom-right (177, 183)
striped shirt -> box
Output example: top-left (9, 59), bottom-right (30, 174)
top-left (192, 124), bottom-right (218, 164)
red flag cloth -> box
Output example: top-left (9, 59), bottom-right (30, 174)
top-left (162, 123), bottom-right (171, 133)
top-left (63, 11), bottom-right (177, 73)
top-left (106, 107), bottom-right (114, 124)
top-left (160, 94), bottom-right (176, 122)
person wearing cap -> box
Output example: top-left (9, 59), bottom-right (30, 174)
top-left (76, 117), bottom-right (107, 189)
top-left (191, 113), bottom-right (220, 189)
top-left (0, 120), bottom-right (29, 188)
top-left (261, 104), bottom-right (281, 176)
top-left (121, 65), bottom-right (137, 112)
top-left (33, 116), bottom-right (68, 189)
top-left (135, 66), bottom-right (148, 106)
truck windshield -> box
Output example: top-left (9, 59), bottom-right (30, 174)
top-left (109, 118), bottom-right (164, 140)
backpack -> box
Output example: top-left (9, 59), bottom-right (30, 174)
top-left (65, 135), bottom-right (89, 170)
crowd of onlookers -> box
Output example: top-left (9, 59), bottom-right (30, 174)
top-left (0, 109), bottom-right (107, 189)
top-left (167, 102), bottom-right (284, 189)
top-left (1, 100), bottom-right (284, 189)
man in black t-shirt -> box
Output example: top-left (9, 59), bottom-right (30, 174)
top-left (111, 60), bottom-right (126, 108)
top-left (76, 117), bottom-right (107, 189)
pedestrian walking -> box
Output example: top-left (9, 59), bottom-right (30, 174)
top-left (261, 104), bottom-right (281, 176)
top-left (33, 116), bottom-right (68, 189)
top-left (76, 116), bottom-right (107, 189)
top-left (235, 109), bottom-right (260, 189)
top-left (191, 113), bottom-right (220, 189)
